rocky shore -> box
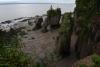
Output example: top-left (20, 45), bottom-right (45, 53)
top-left (0, 16), bottom-right (41, 31)
top-left (1, 2), bottom-right (100, 66)
top-left (0, 9), bottom-right (63, 64)
top-left (0, 9), bottom-right (83, 67)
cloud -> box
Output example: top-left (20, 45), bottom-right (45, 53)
top-left (0, 0), bottom-right (75, 3)
top-left (22, 0), bottom-right (75, 3)
top-left (0, 0), bottom-right (19, 2)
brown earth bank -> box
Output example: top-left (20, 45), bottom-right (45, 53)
top-left (20, 23), bottom-right (79, 67)
top-left (21, 28), bottom-right (59, 60)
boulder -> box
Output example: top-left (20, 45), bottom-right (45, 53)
top-left (1, 20), bottom-right (11, 24)
top-left (33, 16), bottom-right (43, 30)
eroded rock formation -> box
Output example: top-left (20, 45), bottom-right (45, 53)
top-left (56, 13), bottom-right (73, 57)
top-left (42, 7), bottom-right (61, 32)
top-left (33, 16), bottom-right (43, 30)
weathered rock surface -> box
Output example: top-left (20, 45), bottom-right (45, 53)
top-left (55, 13), bottom-right (73, 57)
top-left (33, 16), bottom-right (43, 30)
top-left (74, 0), bottom-right (100, 59)
top-left (49, 16), bottom-right (61, 29)
top-left (41, 17), bottom-right (49, 33)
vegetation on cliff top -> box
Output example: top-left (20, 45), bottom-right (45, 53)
top-left (74, 0), bottom-right (100, 59)
top-left (0, 29), bottom-right (29, 67)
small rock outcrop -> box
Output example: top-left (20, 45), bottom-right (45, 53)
top-left (33, 16), bottom-right (43, 30)
top-left (1, 20), bottom-right (11, 24)
top-left (49, 15), bottom-right (61, 30)
top-left (42, 6), bottom-right (61, 32)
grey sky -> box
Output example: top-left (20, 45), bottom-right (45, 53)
top-left (0, 0), bottom-right (75, 3)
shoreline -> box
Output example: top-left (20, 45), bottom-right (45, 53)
top-left (0, 14), bottom-right (47, 22)
top-left (0, 15), bottom-right (47, 31)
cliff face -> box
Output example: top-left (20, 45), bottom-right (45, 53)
top-left (56, 13), bottom-right (73, 57)
top-left (74, 0), bottom-right (100, 58)
top-left (92, 15), bottom-right (100, 55)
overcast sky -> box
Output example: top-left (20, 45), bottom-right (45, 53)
top-left (0, 0), bottom-right (75, 3)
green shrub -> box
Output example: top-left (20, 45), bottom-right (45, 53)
top-left (59, 13), bottom-right (72, 34)
top-left (47, 6), bottom-right (61, 18)
top-left (79, 63), bottom-right (88, 67)
top-left (92, 54), bottom-right (100, 67)
top-left (0, 30), bottom-right (29, 67)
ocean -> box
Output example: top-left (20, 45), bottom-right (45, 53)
top-left (0, 3), bottom-right (75, 22)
